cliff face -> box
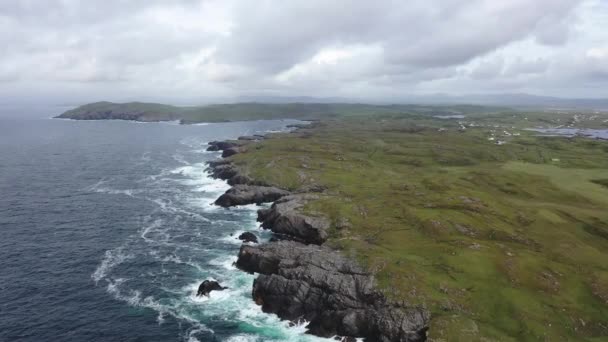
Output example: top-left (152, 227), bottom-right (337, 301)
top-left (207, 135), bottom-right (430, 342)
top-left (237, 241), bottom-right (429, 341)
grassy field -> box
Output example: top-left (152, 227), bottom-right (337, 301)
top-left (229, 115), bottom-right (608, 341)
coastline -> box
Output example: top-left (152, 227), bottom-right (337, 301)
top-left (206, 123), bottom-right (430, 342)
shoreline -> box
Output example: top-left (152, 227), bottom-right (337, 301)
top-left (206, 124), bottom-right (430, 341)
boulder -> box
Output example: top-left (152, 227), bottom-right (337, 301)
top-left (258, 194), bottom-right (330, 245)
top-left (197, 280), bottom-right (228, 297)
top-left (215, 185), bottom-right (290, 207)
top-left (236, 241), bottom-right (429, 341)
top-left (238, 231), bottom-right (259, 244)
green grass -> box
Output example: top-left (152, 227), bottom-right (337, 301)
top-left (230, 116), bottom-right (608, 341)
top-left (591, 179), bottom-right (608, 189)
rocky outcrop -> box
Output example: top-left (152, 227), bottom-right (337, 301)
top-left (238, 231), bottom-right (259, 243)
top-left (236, 241), bottom-right (429, 341)
top-left (207, 140), bottom-right (240, 152)
top-left (215, 185), bottom-right (290, 207)
top-left (222, 146), bottom-right (243, 158)
top-left (206, 139), bottom-right (249, 157)
top-left (197, 280), bottom-right (228, 297)
top-left (210, 128), bottom-right (430, 341)
top-left (207, 160), bottom-right (238, 180)
top-left (206, 160), bottom-right (263, 186)
top-left (258, 194), bottom-right (330, 245)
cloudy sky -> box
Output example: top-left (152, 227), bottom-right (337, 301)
top-left (0, 0), bottom-right (607, 104)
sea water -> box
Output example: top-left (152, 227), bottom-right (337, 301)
top-left (0, 113), bottom-right (330, 341)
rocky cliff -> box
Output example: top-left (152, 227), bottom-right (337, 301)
top-left (207, 132), bottom-right (430, 341)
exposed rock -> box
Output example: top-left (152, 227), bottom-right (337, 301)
top-left (207, 140), bottom-right (239, 152)
top-left (197, 280), bottom-right (228, 297)
top-left (215, 185), bottom-right (290, 207)
top-left (258, 194), bottom-right (330, 245)
top-left (227, 174), bottom-right (255, 186)
top-left (236, 241), bottom-right (429, 341)
top-left (208, 162), bottom-right (239, 180)
top-left (206, 160), bottom-right (267, 186)
top-left (222, 147), bottom-right (242, 158)
top-left (207, 159), bottom-right (232, 168)
top-left (257, 208), bottom-right (272, 222)
top-left (238, 232), bottom-right (259, 244)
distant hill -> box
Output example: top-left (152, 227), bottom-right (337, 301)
top-left (428, 93), bottom-right (608, 110)
top-left (55, 102), bottom-right (185, 122)
top-left (55, 101), bottom-right (510, 124)
top-left (231, 93), bottom-right (608, 110)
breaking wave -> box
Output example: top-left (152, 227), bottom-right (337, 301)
top-left (91, 126), bottom-right (330, 341)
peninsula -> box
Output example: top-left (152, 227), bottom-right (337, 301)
top-left (54, 101), bottom-right (509, 124)
top-left (205, 110), bottom-right (608, 341)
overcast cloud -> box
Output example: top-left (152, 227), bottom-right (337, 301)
top-left (0, 0), bottom-right (606, 104)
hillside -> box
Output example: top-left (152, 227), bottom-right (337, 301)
top-left (55, 101), bottom-right (510, 123)
top-left (224, 113), bottom-right (608, 340)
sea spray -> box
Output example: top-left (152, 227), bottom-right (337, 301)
top-left (91, 125), bottom-right (330, 341)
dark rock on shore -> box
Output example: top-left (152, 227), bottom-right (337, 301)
top-left (197, 280), bottom-right (228, 297)
top-left (207, 140), bottom-right (240, 152)
top-left (210, 129), bottom-right (430, 341)
top-left (222, 146), bottom-right (242, 158)
top-left (236, 241), bottom-right (429, 341)
top-left (215, 185), bottom-right (290, 207)
top-left (258, 194), bottom-right (330, 245)
top-left (208, 161), bottom-right (239, 180)
top-left (238, 232), bottom-right (259, 243)
top-left (227, 174), bottom-right (254, 186)
top-left (206, 160), bottom-right (266, 186)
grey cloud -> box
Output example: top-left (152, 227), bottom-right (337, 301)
top-left (504, 58), bottom-right (550, 76)
top-left (0, 0), bottom-right (604, 101)
top-left (217, 0), bottom-right (580, 71)
top-left (470, 58), bottom-right (505, 80)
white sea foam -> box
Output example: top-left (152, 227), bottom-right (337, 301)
top-left (106, 278), bottom-right (214, 333)
top-left (92, 129), bottom-right (336, 341)
top-left (209, 255), bottom-right (238, 270)
top-left (140, 218), bottom-right (165, 243)
top-left (92, 248), bottom-right (134, 283)
top-left (224, 334), bottom-right (258, 342)
top-left (219, 231), bottom-right (246, 245)
top-left (172, 153), bottom-right (190, 165)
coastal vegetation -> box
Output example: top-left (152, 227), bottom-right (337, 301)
top-left (61, 101), bottom-right (608, 340)
top-left (55, 101), bottom-right (510, 123)
top-left (225, 113), bottom-right (608, 341)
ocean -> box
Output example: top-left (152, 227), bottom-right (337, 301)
top-left (0, 113), bottom-right (329, 342)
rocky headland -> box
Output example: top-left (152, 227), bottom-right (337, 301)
top-left (206, 130), bottom-right (430, 341)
